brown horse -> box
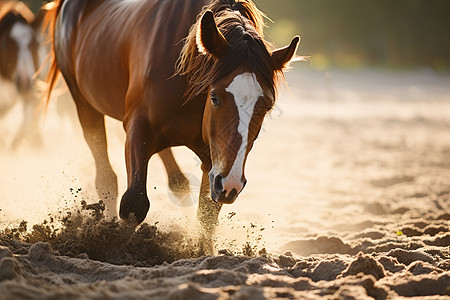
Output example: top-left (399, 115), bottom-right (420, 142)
top-left (34, 3), bottom-right (191, 202)
top-left (0, 1), bottom-right (41, 147)
top-left (45, 0), bottom-right (299, 230)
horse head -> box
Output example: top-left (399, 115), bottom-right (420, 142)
top-left (195, 8), bottom-right (299, 204)
top-left (0, 2), bottom-right (38, 94)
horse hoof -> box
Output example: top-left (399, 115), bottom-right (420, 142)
top-left (119, 188), bottom-right (150, 224)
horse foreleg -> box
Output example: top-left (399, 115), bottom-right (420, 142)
top-left (158, 148), bottom-right (190, 198)
top-left (197, 170), bottom-right (222, 253)
top-left (120, 115), bottom-right (153, 224)
top-left (75, 99), bottom-right (118, 218)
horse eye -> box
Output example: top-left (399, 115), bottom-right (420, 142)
top-left (210, 92), bottom-right (220, 106)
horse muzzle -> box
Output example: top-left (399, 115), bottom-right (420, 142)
top-left (213, 188), bottom-right (238, 204)
top-left (209, 172), bottom-right (247, 204)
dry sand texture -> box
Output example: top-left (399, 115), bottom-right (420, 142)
top-left (1, 68), bottom-right (450, 299)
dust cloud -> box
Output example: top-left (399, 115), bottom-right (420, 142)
top-left (1, 69), bottom-right (450, 299)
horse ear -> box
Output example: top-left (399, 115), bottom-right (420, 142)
top-left (196, 10), bottom-right (229, 58)
top-left (271, 36), bottom-right (300, 70)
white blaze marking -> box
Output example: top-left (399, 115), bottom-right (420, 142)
top-left (221, 72), bottom-right (263, 196)
top-left (10, 23), bottom-right (35, 82)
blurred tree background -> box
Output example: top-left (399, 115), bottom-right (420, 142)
top-left (24, 0), bottom-right (450, 70)
top-left (254, 0), bottom-right (450, 70)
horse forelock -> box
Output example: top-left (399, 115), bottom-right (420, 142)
top-left (177, 0), bottom-right (279, 104)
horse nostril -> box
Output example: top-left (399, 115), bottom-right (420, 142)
top-left (214, 174), bottom-right (223, 193)
top-left (242, 179), bottom-right (247, 189)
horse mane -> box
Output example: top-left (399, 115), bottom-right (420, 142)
top-left (176, 0), bottom-right (281, 104)
top-left (33, 2), bottom-right (56, 30)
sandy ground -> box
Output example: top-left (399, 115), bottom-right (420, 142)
top-left (0, 68), bottom-right (450, 299)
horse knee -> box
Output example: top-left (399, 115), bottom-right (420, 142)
top-left (119, 187), bottom-right (150, 224)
